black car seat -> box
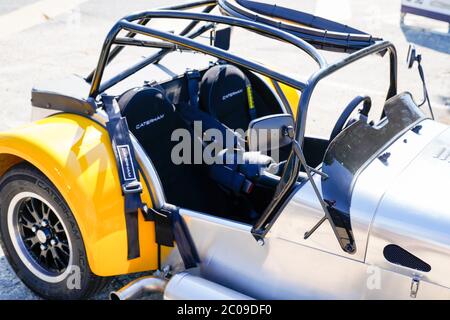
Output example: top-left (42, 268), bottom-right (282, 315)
top-left (198, 64), bottom-right (292, 162)
top-left (199, 64), bottom-right (256, 131)
top-left (119, 86), bottom-right (233, 215)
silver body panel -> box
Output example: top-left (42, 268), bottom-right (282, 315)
top-left (164, 119), bottom-right (450, 299)
top-left (365, 124), bottom-right (450, 289)
top-left (164, 272), bottom-right (253, 300)
top-left (351, 119), bottom-right (449, 262)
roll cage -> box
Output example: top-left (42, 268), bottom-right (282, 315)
top-left (86, 0), bottom-right (398, 255)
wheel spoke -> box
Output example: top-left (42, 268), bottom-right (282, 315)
top-left (41, 202), bottom-right (50, 220)
top-left (49, 247), bottom-right (65, 270)
top-left (24, 237), bottom-right (41, 253)
top-left (39, 248), bottom-right (48, 261)
top-left (30, 198), bottom-right (38, 215)
top-left (23, 235), bottom-right (38, 244)
top-left (57, 242), bottom-right (70, 256)
top-left (19, 215), bottom-right (35, 229)
top-left (53, 221), bottom-right (65, 234)
top-left (25, 199), bottom-right (40, 222)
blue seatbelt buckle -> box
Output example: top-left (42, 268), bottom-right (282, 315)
top-left (186, 69), bottom-right (201, 79)
top-left (122, 181), bottom-right (143, 195)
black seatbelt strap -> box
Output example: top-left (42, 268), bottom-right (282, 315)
top-left (183, 70), bottom-right (245, 148)
top-left (172, 210), bottom-right (200, 269)
top-left (209, 163), bottom-right (254, 194)
top-left (102, 95), bottom-right (143, 260)
top-left (103, 94), bottom-right (200, 268)
top-left (186, 69), bottom-right (201, 110)
top-left (183, 70), bottom-right (254, 194)
top-left (147, 206), bottom-right (200, 269)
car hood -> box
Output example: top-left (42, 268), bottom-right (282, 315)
top-left (356, 122), bottom-right (450, 288)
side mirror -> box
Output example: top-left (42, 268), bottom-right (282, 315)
top-left (406, 44), bottom-right (418, 69)
top-left (247, 114), bottom-right (294, 152)
top-left (405, 43), bottom-right (434, 119)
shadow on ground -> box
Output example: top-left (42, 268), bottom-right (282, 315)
top-left (0, 255), bottom-right (39, 300)
top-left (0, 253), bottom-right (160, 300)
top-left (401, 24), bottom-right (450, 55)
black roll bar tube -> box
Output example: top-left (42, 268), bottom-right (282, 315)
top-left (97, 22), bottom-right (217, 94)
top-left (217, 0), bottom-right (381, 53)
top-left (120, 20), bottom-right (307, 89)
top-left (123, 10), bottom-right (327, 67)
top-left (88, 10), bottom-right (328, 98)
top-left (86, 0), bottom-right (217, 84)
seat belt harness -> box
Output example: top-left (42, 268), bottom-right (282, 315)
top-left (102, 95), bottom-right (143, 260)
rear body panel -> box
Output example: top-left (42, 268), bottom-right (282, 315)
top-left (0, 114), bottom-right (162, 276)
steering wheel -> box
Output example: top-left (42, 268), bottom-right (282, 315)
top-left (329, 95), bottom-right (372, 142)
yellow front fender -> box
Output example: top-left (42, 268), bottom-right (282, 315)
top-left (0, 113), bottom-right (160, 276)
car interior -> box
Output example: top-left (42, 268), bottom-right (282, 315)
top-left (118, 62), bottom-right (329, 223)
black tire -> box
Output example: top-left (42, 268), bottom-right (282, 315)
top-left (0, 163), bottom-right (110, 299)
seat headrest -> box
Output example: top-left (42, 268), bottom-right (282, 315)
top-left (199, 64), bottom-right (252, 131)
top-left (118, 86), bottom-right (189, 166)
top-left (119, 86), bottom-right (177, 132)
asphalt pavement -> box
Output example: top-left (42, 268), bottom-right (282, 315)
top-left (0, 0), bottom-right (449, 300)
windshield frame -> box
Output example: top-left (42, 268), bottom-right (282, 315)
top-left (251, 41), bottom-right (399, 253)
